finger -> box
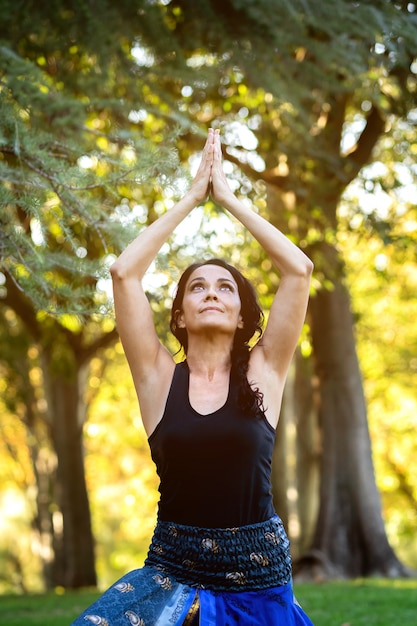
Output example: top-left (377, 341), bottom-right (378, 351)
top-left (199, 145), bottom-right (213, 173)
top-left (200, 129), bottom-right (212, 155)
top-left (213, 130), bottom-right (222, 159)
top-left (204, 128), bottom-right (214, 153)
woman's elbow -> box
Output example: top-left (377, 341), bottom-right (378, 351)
top-left (305, 257), bottom-right (314, 276)
top-left (110, 259), bottom-right (126, 282)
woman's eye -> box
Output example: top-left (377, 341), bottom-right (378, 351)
top-left (191, 283), bottom-right (204, 291)
top-left (220, 284), bottom-right (233, 292)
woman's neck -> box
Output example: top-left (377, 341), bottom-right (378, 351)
top-left (186, 338), bottom-right (232, 381)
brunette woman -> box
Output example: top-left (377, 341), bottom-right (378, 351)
top-left (72, 128), bottom-right (314, 625)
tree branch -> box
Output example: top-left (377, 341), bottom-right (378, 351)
top-left (384, 452), bottom-right (417, 514)
top-left (223, 148), bottom-right (289, 189)
top-left (344, 105), bottom-right (386, 185)
top-left (3, 272), bottom-right (42, 340)
top-left (79, 327), bottom-right (119, 365)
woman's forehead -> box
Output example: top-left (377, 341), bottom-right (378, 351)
top-left (187, 264), bottom-right (237, 285)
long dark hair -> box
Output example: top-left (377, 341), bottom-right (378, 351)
top-left (170, 259), bottom-right (265, 413)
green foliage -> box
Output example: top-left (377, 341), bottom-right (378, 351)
top-left (0, 1), bottom-right (184, 316)
top-left (165, 0), bottom-right (417, 97)
top-left (1, 0), bottom-right (417, 591)
top-left (2, 0), bottom-right (416, 314)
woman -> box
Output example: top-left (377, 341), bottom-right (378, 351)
top-left (72, 128), bottom-right (314, 625)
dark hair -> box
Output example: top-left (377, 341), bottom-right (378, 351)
top-left (170, 259), bottom-right (265, 413)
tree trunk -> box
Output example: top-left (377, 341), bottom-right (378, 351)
top-left (46, 364), bottom-right (97, 588)
top-left (31, 442), bottom-right (56, 589)
top-left (294, 349), bottom-right (320, 556)
top-left (271, 389), bottom-right (289, 531)
top-left (300, 242), bottom-right (409, 579)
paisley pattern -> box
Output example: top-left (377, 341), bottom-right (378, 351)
top-left (153, 573), bottom-right (172, 590)
top-left (71, 517), bottom-right (314, 625)
top-left (71, 568), bottom-right (314, 625)
top-left (114, 583), bottom-right (134, 593)
top-left (124, 612), bottom-right (144, 626)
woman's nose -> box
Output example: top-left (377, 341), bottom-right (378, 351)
top-left (204, 286), bottom-right (218, 299)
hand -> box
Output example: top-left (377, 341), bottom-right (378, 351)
top-left (210, 129), bottom-right (234, 205)
top-left (188, 128), bottom-right (215, 203)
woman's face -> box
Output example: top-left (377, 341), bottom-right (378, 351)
top-left (176, 264), bottom-right (243, 336)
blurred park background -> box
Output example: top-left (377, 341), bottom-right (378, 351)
top-left (0, 0), bottom-right (416, 602)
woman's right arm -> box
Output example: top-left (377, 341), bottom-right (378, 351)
top-left (110, 130), bottom-right (214, 434)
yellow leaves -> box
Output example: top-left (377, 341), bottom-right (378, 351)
top-left (13, 261), bottom-right (30, 280)
top-left (81, 349), bottom-right (159, 583)
top-left (340, 204), bottom-right (417, 562)
top-left (0, 405), bottom-right (35, 489)
top-left (121, 145), bottom-right (137, 165)
top-left (100, 317), bottom-right (116, 334)
top-left (295, 47), bottom-right (307, 62)
top-left (381, 78), bottom-right (402, 101)
top-left (57, 314), bottom-right (83, 333)
top-left (96, 136), bottom-right (109, 151)
top-left (18, 108), bottom-right (29, 121)
top-left (299, 323), bottom-right (313, 358)
top-left (88, 116), bottom-right (107, 131)
top-left (261, 258), bottom-right (272, 272)
top-left (28, 366), bottom-right (43, 387)
top-left (115, 342), bottom-right (125, 355)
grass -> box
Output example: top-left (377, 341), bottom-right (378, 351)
top-left (294, 579), bottom-right (417, 626)
top-left (0, 579), bottom-right (416, 625)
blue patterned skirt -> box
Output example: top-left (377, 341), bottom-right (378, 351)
top-left (71, 516), bottom-right (314, 625)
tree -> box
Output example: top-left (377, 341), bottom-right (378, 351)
top-left (139, 0), bottom-right (417, 577)
top-left (338, 125), bottom-right (417, 568)
top-left (2, 0), bottom-right (417, 587)
top-left (0, 0), bottom-right (181, 587)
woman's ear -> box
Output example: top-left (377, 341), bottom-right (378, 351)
top-left (175, 310), bottom-right (186, 329)
top-left (237, 315), bottom-right (244, 329)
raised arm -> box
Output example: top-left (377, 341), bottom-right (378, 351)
top-left (210, 130), bottom-right (313, 389)
top-left (110, 130), bottom-right (214, 434)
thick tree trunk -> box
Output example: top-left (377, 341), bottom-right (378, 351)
top-left (46, 366), bottom-right (97, 588)
top-left (300, 243), bottom-right (409, 579)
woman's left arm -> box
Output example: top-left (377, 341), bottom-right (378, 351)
top-left (211, 130), bottom-right (313, 381)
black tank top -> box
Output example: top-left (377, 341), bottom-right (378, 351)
top-left (148, 361), bottom-right (276, 528)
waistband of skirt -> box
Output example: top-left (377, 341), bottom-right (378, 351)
top-left (144, 515), bottom-right (292, 591)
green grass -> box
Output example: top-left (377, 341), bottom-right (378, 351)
top-left (0, 579), bottom-right (416, 625)
top-left (294, 579), bottom-right (417, 626)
